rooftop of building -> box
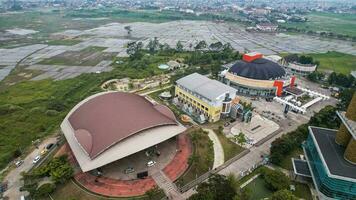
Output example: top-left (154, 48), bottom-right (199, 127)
top-left (292, 158), bottom-right (311, 177)
top-left (229, 57), bottom-right (286, 80)
top-left (67, 92), bottom-right (178, 159)
top-left (176, 73), bottom-right (237, 102)
top-left (309, 126), bottom-right (356, 180)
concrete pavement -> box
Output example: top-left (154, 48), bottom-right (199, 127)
top-left (3, 136), bottom-right (58, 200)
top-left (204, 129), bottom-right (224, 169)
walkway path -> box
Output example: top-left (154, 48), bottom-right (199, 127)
top-left (204, 129), bottom-right (224, 169)
top-left (152, 170), bottom-right (184, 200)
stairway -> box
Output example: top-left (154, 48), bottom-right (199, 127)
top-left (152, 170), bottom-right (184, 200)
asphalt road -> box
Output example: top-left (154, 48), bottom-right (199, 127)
top-left (3, 137), bottom-right (58, 200)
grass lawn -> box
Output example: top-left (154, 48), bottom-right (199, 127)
top-left (245, 176), bottom-right (273, 200)
top-left (282, 12), bottom-right (356, 37)
top-left (176, 128), bottom-right (214, 186)
top-left (45, 180), bottom-right (164, 200)
top-left (279, 148), bottom-right (304, 170)
top-left (306, 51), bottom-right (356, 74)
top-left (239, 167), bottom-right (312, 200)
top-left (214, 129), bottom-right (244, 161)
top-left (243, 177), bottom-right (312, 200)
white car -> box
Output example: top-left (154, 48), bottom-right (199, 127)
top-left (146, 160), bottom-right (156, 167)
top-left (15, 160), bottom-right (24, 167)
top-left (33, 155), bottom-right (41, 164)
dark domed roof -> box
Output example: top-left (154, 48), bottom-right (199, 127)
top-left (229, 58), bottom-right (286, 80)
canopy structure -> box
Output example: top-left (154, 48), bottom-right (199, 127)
top-left (61, 91), bottom-right (186, 172)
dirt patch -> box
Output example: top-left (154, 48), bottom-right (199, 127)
top-left (39, 46), bottom-right (116, 66)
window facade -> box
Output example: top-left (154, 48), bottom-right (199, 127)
top-left (304, 135), bottom-right (356, 200)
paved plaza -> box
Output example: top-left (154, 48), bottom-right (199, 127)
top-left (230, 114), bottom-right (280, 145)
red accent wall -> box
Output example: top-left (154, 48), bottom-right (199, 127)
top-left (290, 76), bottom-right (296, 88)
top-left (273, 80), bottom-right (284, 96)
top-left (243, 53), bottom-right (263, 62)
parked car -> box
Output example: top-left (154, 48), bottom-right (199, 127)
top-left (146, 160), bottom-right (156, 167)
top-left (46, 143), bottom-right (54, 150)
top-left (33, 155), bottom-right (41, 164)
top-left (124, 167), bottom-right (135, 174)
top-left (15, 160), bottom-right (24, 167)
top-left (40, 149), bottom-right (48, 156)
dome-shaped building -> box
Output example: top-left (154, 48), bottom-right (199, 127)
top-left (221, 52), bottom-right (295, 97)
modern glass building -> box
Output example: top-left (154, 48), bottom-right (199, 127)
top-left (303, 127), bottom-right (356, 200)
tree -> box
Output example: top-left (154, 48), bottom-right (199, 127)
top-left (188, 174), bottom-right (236, 200)
top-left (307, 71), bottom-right (324, 82)
top-left (298, 55), bottom-right (313, 64)
top-left (195, 40), bottom-right (207, 50)
top-left (261, 168), bottom-right (290, 191)
top-left (35, 183), bottom-right (56, 198)
top-left (234, 132), bottom-right (247, 146)
top-left (210, 63), bottom-right (221, 78)
top-left (233, 188), bottom-right (251, 200)
top-left (124, 26), bottom-right (132, 35)
top-left (209, 42), bottom-right (223, 51)
top-left (126, 41), bottom-right (143, 59)
top-left (271, 189), bottom-right (298, 200)
top-left (147, 37), bottom-right (160, 54)
top-left (176, 41), bottom-right (184, 52)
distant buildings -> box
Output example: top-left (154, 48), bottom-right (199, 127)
top-left (175, 73), bottom-right (237, 122)
top-left (256, 23), bottom-right (278, 32)
top-left (293, 94), bottom-right (356, 199)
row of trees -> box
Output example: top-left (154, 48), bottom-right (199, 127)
top-left (188, 169), bottom-right (298, 200)
top-left (327, 72), bottom-right (355, 88)
top-left (270, 105), bottom-right (340, 165)
top-left (188, 174), bottom-right (250, 200)
top-left (284, 54), bottom-right (319, 65)
top-left (21, 155), bottom-right (73, 198)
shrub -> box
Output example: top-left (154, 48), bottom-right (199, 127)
top-left (261, 168), bottom-right (290, 191)
top-left (35, 182), bottom-right (56, 198)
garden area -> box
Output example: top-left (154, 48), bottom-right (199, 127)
top-left (188, 166), bottom-right (311, 200)
top-left (176, 128), bottom-right (214, 186)
top-left (241, 167), bottom-right (312, 200)
top-left (214, 127), bottom-right (245, 161)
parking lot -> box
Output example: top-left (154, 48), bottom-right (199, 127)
top-left (100, 137), bottom-right (177, 180)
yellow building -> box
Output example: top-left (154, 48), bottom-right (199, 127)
top-left (175, 73), bottom-right (237, 122)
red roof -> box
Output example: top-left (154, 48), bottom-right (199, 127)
top-left (68, 92), bottom-right (177, 159)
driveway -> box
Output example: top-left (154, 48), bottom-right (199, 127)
top-left (3, 136), bottom-right (58, 200)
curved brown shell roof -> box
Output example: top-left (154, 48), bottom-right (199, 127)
top-left (68, 92), bottom-right (177, 159)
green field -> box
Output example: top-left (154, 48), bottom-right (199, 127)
top-left (307, 51), bottom-right (356, 74)
top-left (282, 12), bottom-right (356, 38)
